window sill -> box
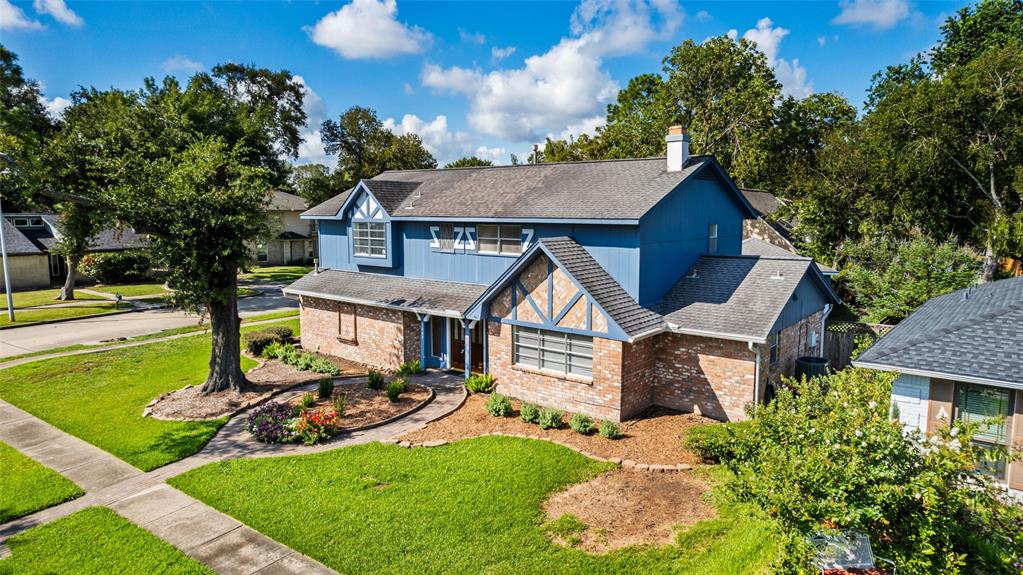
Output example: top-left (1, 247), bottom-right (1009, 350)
top-left (511, 363), bottom-right (593, 385)
top-left (477, 251), bottom-right (522, 258)
top-left (337, 336), bottom-right (358, 346)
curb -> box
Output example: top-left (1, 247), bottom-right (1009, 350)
top-left (0, 304), bottom-right (168, 331)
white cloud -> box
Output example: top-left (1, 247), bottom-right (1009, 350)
top-left (695, 9), bottom-right (711, 22)
top-left (421, 0), bottom-right (682, 142)
top-left (474, 145), bottom-right (507, 164)
top-left (1, 0), bottom-right (43, 30)
top-left (162, 55), bottom-right (205, 74)
top-left (307, 0), bottom-right (430, 60)
top-left (742, 17), bottom-right (812, 98)
top-left (293, 76), bottom-right (334, 166)
top-left (490, 45), bottom-right (516, 61)
top-left (832, 0), bottom-right (909, 30)
top-left (554, 115), bottom-right (606, 141)
top-left (458, 28), bottom-right (485, 44)
top-left (40, 95), bottom-right (71, 119)
top-left (382, 113), bottom-right (476, 165)
top-left (33, 0), bottom-right (82, 26)
top-left (725, 28), bottom-right (738, 40)
top-left (403, 82), bottom-right (415, 95)
top-left (817, 35), bottom-right (827, 47)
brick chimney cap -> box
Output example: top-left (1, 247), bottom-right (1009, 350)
top-left (667, 125), bottom-right (687, 135)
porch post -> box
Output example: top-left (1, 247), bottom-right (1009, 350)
top-left (417, 313), bottom-right (427, 370)
top-left (482, 319), bottom-right (489, 374)
top-left (463, 321), bottom-right (471, 381)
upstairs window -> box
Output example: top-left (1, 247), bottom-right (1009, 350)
top-left (478, 224), bottom-right (521, 255)
top-left (439, 224), bottom-right (455, 253)
top-left (353, 222), bottom-right (386, 258)
top-left (707, 223), bottom-right (718, 254)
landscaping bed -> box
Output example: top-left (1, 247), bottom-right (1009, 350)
top-left (285, 379), bottom-right (431, 431)
top-left (400, 395), bottom-right (714, 465)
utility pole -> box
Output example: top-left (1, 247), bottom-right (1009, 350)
top-left (0, 168), bottom-right (15, 322)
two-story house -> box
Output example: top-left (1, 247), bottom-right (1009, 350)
top-left (253, 191), bottom-right (317, 266)
top-left (284, 127), bottom-right (838, 422)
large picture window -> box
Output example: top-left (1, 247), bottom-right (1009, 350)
top-left (513, 326), bottom-right (593, 378)
top-left (477, 224), bottom-right (521, 255)
top-left (353, 222), bottom-right (387, 258)
top-left (956, 383), bottom-right (1013, 478)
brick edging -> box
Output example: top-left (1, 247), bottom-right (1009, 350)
top-left (384, 431), bottom-right (694, 473)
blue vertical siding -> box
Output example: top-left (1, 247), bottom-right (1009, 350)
top-left (772, 271), bottom-right (829, 333)
top-left (637, 177), bottom-right (747, 304)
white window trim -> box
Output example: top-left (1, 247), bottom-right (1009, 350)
top-left (353, 222), bottom-right (387, 259)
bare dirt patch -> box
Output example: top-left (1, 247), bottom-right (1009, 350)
top-left (146, 359), bottom-right (322, 420)
top-left (543, 468), bottom-right (715, 553)
top-left (286, 380), bottom-right (432, 430)
top-left (399, 395), bottom-right (714, 465)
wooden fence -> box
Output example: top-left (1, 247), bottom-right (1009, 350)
top-left (824, 321), bottom-right (894, 370)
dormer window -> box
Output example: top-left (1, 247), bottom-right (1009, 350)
top-left (478, 224), bottom-right (521, 255)
top-left (353, 222), bottom-right (386, 258)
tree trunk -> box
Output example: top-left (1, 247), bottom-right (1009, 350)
top-left (58, 255), bottom-right (78, 300)
top-left (981, 237), bottom-right (999, 283)
top-left (200, 277), bottom-right (247, 393)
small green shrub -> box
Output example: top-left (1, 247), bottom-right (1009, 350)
top-left (331, 391), bottom-right (348, 417)
top-left (262, 341), bottom-right (294, 360)
top-left (569, 414), bottom-right (594, 435)
top-left (684, 422), bottom-right (749, 462)
top-left (317, 378), bottom-right (334, 399)
top-left (301, 393), bottom-right (315, 409)
top-left (598, 420), bottom-right (622, 440)
top-left (290, 403), bottom-right (303, 418)
top-left (262, 326), bottom-right (293, 341)
top-left (485, 393), bottom-right (512, 417)
top-left (386, 380), bottom-right (403, 402)
top-left (311, 358), bottom-right (340, 376)
top-left (538, 408), bottom-right (564, 430)
top-left (465, 373), bottom-right (495, 393)
top-left (296, 353), bottom-right (316, 371)
top-left (397, 360), bottom-right (422, 376)
top-left (80, 250), bottom-right (152, 284)
top-left (520, 402), bottom-right (541, 424)
top-left (243, 330), bottom-right (282, 356)
top-left (393, 377), bottom-right (409, 393)
top-left (367, 369), bottom-right (385, 390)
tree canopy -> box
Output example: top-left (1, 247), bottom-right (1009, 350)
top-left (444, 156), bottom-right (493, 168)
top-left (320, 106), bottom-right (436, 189)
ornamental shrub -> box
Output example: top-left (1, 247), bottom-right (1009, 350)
top-left (80, 250), bottom-right (152, 284)
top-left (397, 360), bottom-right (422, 376)
top-left (292, 408), bottom-right (339, 445)
top-left (719, 368), bottom-right (1023, 574)
top-left (245, 327), bottom-right (292, 356)
top-left (262, 341), bottom-right (293, 360)
top-left (311, 358), bottom-right (340, 376)
top-left (569, 414), bottom-right (594, 435)
top-left (296, 353), bottom-right (316, 371)
top-left (465, 373), bottom-right (495, 393)
top-left (684, 422), bottom-right (752, 462)
top-left (317, 378), bottom-right (334, 399)
top-left (520, 402), bottom-right (540, 424)
top-left (301, 392), bottom-right (315, 408)
top-left (331, 391), bottom-right (348, 417)
top-left (598, 420), bottom-right (622, 440)
top-left (262, 325), bottom-right (293, 341)
top-left (386, 380), bottom-right (404, 402)
top-left (485, 393), bottom-right (512, 417)
top-left (247, 401), bottom-right (295, 444)
top-left (367, 369), bottom-right (385, 390)
top-left (538, 408), bottom-right (564, 430)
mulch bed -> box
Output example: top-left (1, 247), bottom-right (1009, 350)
top-left (286, 380), bottom-right (432, 430)
top-left (303, 351), bottom-right (370, 377)
top-left (399, 395), bottom-right (715, 465)
top-left (544, 468), bottom-right (715, 552)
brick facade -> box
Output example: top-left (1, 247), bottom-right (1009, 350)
top-left (765, 309), bottom-right (826, 387)
top-left (650, 333), bottom-right (757, 421)
top-left (299, 296), bottom-right (419, 370)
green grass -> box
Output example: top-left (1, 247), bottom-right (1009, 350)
top-left (239, 265), bottom-right (312, 282)
top-left (0, 319), bottom-right (298, 471)
top-left (170, 436), bottom-right (782, 575)
top-left (236, 287), bottom-right (260, 297)
top-left (89, 282), bottom-right (169, 297)
top-left (0, 288), bottom-right (105, 309)
top-left (0, 507), bottom-right (213, 575)
top-left (0, 441), bottom-right (83, 522)
top-left (0, 303), bottom-right (122, 326)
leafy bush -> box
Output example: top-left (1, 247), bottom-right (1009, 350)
top-left (465, 373), bottom-right (495, 394)
top-left (311, 358), bottom-right (340, 376)
top-left (301, 393), bottom-right (315, 409)
top-left (386, 380), bottom-right (404, 402)
top-left (262, 326), bottom-right (293, 341)
top-left (520, 402), bottom-right (540, 424)
top-left (684, 422), bottom-right (752, 462)
top-left (80, 250), bottom-right (152, 284)
top-left (538, 408), bottom-right (564, 430)
top-left (317, 378), bottom-right (334, 399)
top-left (393, 378), bottom-right (409, 393)
top-left (569, 414), bottom-right (594, 435)
top-left (292, 408), bottom-right (339, 445)
top-left (367, 369), bottom-right (385, 390)
top-left (331, 391), bottom-right (347, 417)
top-left (485, 393), bottom-right (512, 417)
top-left (244, 329), bottom-right (289, 356)
top-left (261, 341), bottom-right (294, 360)
top-left (289, 403), bottom-right (303, 418)
top-left (296, 354), bottom-right (316, 371)
top-left (718, 368), bottom-right (1023, 574)
top-left (247, 401), bottom-right (295, 444)
top-left (396, 359), bottom-right (423, 376)
top-left (598, 420), bottom-right (622, 440)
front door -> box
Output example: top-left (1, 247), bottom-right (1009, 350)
top-left (450, 319), bottom-right (484, 373)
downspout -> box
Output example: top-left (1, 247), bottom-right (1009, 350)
top-left (748, 341), bottom-right (761, 415)
top-left (818, 303), bottom-right (833, 357)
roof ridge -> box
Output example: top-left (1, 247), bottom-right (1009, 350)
top-left (376, 155), bottom-right (714, 175)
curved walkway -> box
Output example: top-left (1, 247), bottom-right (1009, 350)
top-left (0, 371), bottom-right (466, 574)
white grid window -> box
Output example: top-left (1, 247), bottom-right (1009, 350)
top-left (353, 222), bottom-right (387, 258)
top-left (708, 223), bottom-right (718, 254)
top-left (513, 326), bottom-right (593, 378)
top-left (769, 330), bottom-right (780, 365)
top-left (477, 224), bottom-right (521, 255)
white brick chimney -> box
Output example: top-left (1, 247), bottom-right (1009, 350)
top-left (666, 125), bottom-right (690, 172)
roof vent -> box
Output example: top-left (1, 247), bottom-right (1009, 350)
top-left (686, 268), bottom-right (699, 279)
top-left (771, 270), bottom-right (785, 280)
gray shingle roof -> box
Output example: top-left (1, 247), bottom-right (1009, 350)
top-left (854, 276), bottom-right (1023, 386)
top-left (303, 156), bottom-right (755, 221)
top-left (283, 270), bottom-right (488, 318)
top-left (0, 218), bottom-right (43, 255)
top-left (3, 214), bottom-right (147, 255)
top-left (739, 188), bottom-right (782, 218)
top-left (742, 238), bottom-right (837, 275)
top-left (268, 190), bottom-right (308, 212)
top-left (540, 237), bottom-right (665, 338)
top-left (655, 254), bottom-right (829, 342)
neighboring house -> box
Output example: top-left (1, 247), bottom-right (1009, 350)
top-left (254, 191), bottom-right (317, 266)
top-left (854, 276), bottom-right (1023, 490)
top-left (0, 213), bottom-right (148, 290)
top-left (739, 188), bottom-right (838, 277)
top-left (285, 127), bottom-right (839, 423)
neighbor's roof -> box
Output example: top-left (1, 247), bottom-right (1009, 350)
top-left (739, 188), bottom-right (782, 218)
top-left (541, 237), bottom-right (665, 338)
top-left (2, 214), bottom-right (147, 255)
top-left (303, 156), bottom-right (758, 221)
top-left (269, 190), bottom-right (308, 212)
top-left (283, 270), bottom-right (488, 318)
top-left (854, 276), bottom-right (1023, 388)
top-left (742, 238), bottom-right (838, 275)
top-left (0, 218), bottom-right (43, 255)
top-left (655, 254), bottom-right (838, 343)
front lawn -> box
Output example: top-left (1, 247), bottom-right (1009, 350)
top-left (170, 436), bottom-right (781, 574)
top-left (239, 265), bottom-right (312, 283)
top-left (0, 303), bottom-right (122, 326)
top-left (0, 288), bottom-right (104, 309)
top-left (0, 507), bottom-right (213, 574)
top-left (0, 319), bottom-right (299, 471)
top-left (90, 282), bottom-right (169, 297)
top-left (0, 441), bottom-right (83, 522)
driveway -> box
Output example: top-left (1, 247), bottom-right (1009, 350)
top-left (0, 288), bottom-right (298, 359)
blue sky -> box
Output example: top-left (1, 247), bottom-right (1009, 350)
top-left (3, 0), bottom-right (968, 166)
